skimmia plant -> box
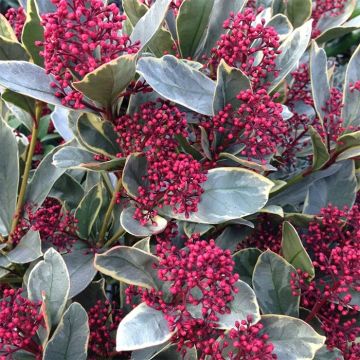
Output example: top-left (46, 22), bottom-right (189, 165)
top-left (0, 0), bottom-right (360, 359)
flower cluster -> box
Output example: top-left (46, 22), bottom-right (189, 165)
top-left (0, 289), bottom-right (43, 359)
top-left (11, 198), bottom-right (79, 251)
top-left (88, 300), bottom-right (123, 359)
top-left (290, 205), bottom-right (360, 357)
top-left (312, 0), bottom-right (347, 37)
top-left (5, 6), bottom-right (26, 40)
top-left (226, 317), bottom-right (277, 360)
top-left (208, 8), bottom-right (281, 88)
top-left (201, 89), bottom-right (287, 163)
top-left (127, 236), bottom-right (239, 358)
top-left (115, 100), bottom-right (207, 224)
top-left (38, 0), bottom-right (139, 109)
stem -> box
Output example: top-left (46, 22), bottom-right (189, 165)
top-left (104, 227), bottom-right (126, 249)
top-left (8, 102), bottom-right (43, 247)
top-left (97, 175), bottom-right (123, 248)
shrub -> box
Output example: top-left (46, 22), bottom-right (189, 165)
top-left (0, 0), bottom-right (359, 359)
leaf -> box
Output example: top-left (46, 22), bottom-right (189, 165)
top-left (314, 346), bottom-right (344, 360)
top-left (26, 145), bottom-right (70, 207)
top-left (336, 145), bottom-right (360, 161)
top-left (183, 222), bottom-right (214, 237)
top-left (194, 0), bottom-right (247, 59)
top-left (51, 107), bottom-right (78, 141)
top-left (310, 41), bottom-right (331, 125)
top-left (116, 303), bottom-right (172, 351)
top-left (213, 60), bottom-right (251, 113)
top-left (123, 0), bottom-right (148, 26)
top-left (73, 55), bottom-right (136, 109)
top-left (281, 222), bottom-right (315, 279)
top-left (219, 153), bottom-right (277, 172)
top-left (161, 167), bottom-right (274, 224)
top-left (122, 153), bottom-right (147, 197)
top-left (63, 250), bottom-right (97, 298)
top-left (0, 14), bottom-right (17, 41)
top-left (137, 55), bottom-right (216, 116)
top-left (233, 248), bottom-right (262, 287)
top-left (0, 61), bottom-right (65, 106)
top-left (7, 230), bottom-right (42, 264)
top-left (176, 0), bottom-right (215, 58)
top-left (260, 315), bottom-right (326, 360)
top-left (2, 89), bottom-right (36, 118)
top-left (133, 237), bottom-right (151, 253)
top-left (43, 303), bottom-right (89, 360)
top-left (0, 118), bottom-right (19, 234)
top-left (94, 246), bottom-right (159, 289)
top-left (252, 250), bottom-right (300, 316)
top-left (21, 0), bottom-right (44, 66)
top-left (28, 248), bottom-right (70, 327)
top-left (266, 14), bottom-right (293, 39)
top-left (121, 206), bottom-right (168, 237)
top-left (303, 160), bottom-right (357, 214)
top-left (268, 21), bottom-right (312, 92)
top-left (75, 183), bottom-right (104, 239)
top-left (76, 113), bottom-right (119, 157)
top-left (309, 126), bottom-right (330, 170)
top-left (342, 44), bottom-right (360, 129)
top-left (0, 36), bottom-right (29, 61)
top-left (286, 0), bottom-right (312, 28)
top-left (130, 0), bottom-right (172, 51)
top-left (217, 280), bottom-right (261, 329)
top-left (336, 131), bottom-right (360, 152)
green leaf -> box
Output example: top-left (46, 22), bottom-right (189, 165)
top-left (122, 153), bottom-right (147, 197)
top-left (2, 90), bottom-right (36, 118)
top-left (43, 303), bottom-right (89, 360)
top-left (63, 250), bottom-right (97, 298)
top-left (161, 167), bottom-right (274, 224)
top-left (183, 222), bottom-right (214, 237)
top-left (286, 0), bottom-right (312, 28)
top-left (309, 126), bottom-right (330, 170)
top-left (176, 0), bottom-right (214, 58)
top-left (336, 145), bottom-right (360, 161)
top-left (310, 41), bottom-right (331, 126)
top-left (133, 237), bottom-right (151, 253)
top-left (0, 36), bottom-right (29, 60)
top-left (76, 113), bottom-right (119, 157)
top-left (73, 55), bottom-right (136, 109)
top-left (28, 248), bottom-right (70, 327)
top-left (268, 21), bottom-right (312, 92)
top-left (0, 14), bottom-right (17, 41)
top-left (260, 315), bottom-right (326, 360)
top-left (342, 44), bottom-right (360, 129)
top-left (0, 118), bottom-right (19, 234)
top-left (123, 0), bottom-right (148, 25)
top-left (217, 280), bottom-right (261, 329)
top-left (137, 55), bottom-right (216, 116)
top-left (303, 160), bottom-right (357, 214)
top-left (94, 246), bottom-right (159, 289)
top-left (75, 183), bottom-right (104, 239)
top-left (252, 250), bottom-right (300, 316)
top-left (53, 146), bottom-right (125, 171)
top-left (233, 248), bottom-right (262, 287)
top-left (7, 230), bottom-right (42, 264)
top-left (121, 206), bottom-right (168, 237)
top-left (219, 152), bottom-right (277, 172)
top-left (266, 14), bottom-right (293, 39)
top-left (130, 0), bottom-right (172, 51)
top-left (0, 61), bottom-right (66, 106)
top-left (116, 303), bottom-right (172, 351)
top-left (213, 60), bottom-right (251, 113)
top-left (336, 131), bottom-right (360, 152)
top-left (314, 346), bottom-right (344, 360)
top-left (281, 222), bottom-right (315, 279)
top-left (195, 0), bottom-right (247, 59)
top-left (21, 0), bottom-right (44, 66)
top-left (26, 145), bottom-right (69, 207)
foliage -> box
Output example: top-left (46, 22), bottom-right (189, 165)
top-left (0, 0), bottom-right (359, 359)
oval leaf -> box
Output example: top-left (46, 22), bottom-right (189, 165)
top-left (7, 230), bottom-right (42, 264)
top-left (252, 250), bottom-right (300, 316)
top-left (116, 303), bottom-right (172, 351)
